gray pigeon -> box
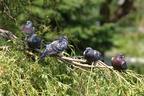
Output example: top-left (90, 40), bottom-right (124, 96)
top-left (22, 20), bottom-right (35, 35)
top-left (26, 33), bottom-right (42, 52)
top-left (40, 36), bottom-right (68, 59)
top-left (83, 47), bottom-right (102, 64)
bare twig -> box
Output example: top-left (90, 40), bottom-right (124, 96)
top-left (96, 60), bottom-right (131, 85)
top-left (0, 29), bottom-right (17, 40)
top-left (23, 51), bottom-right (131, 84)
top-left (0, 46), bottom-right (10, 51)
top-left (25, 51), bottom-right (35, 57)
top-left (96, 60), bottom-right (113, 69)
top-left (57, 55), bottom-right (113, 69)
top-left (59, 56), bottom-right (86, 63)
top-left (57, 55), bottom-right (132, 85)
top-left (72, 65), bottom-right (88, 72)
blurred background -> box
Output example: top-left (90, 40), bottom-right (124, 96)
top-left (0, 0), bottom-right (144, 73)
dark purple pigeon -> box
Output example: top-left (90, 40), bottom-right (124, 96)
top-left (111, 54), bottom-right (127, 71)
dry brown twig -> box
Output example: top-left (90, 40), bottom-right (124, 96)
top-left (0, 29), bottom-right (17, 40)
top-left (57, 55), bottom-right (113, 69)
top-left (17, 50), bottom-right (131, 84)
top-left (0, 46), bottom-right (10, 51)
top-left (56, 55), bottom-right (133, 84)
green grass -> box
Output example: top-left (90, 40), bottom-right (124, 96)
top-left (0, 48), bottom-right (144, 96)
top-left (129, 64), bottom-right (144, 75)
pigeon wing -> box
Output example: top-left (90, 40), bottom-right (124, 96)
top-left (53, 40), bottom-right (68, 52)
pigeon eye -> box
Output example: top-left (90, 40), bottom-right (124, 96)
top-left (119, 57), bottom-right (123, 59)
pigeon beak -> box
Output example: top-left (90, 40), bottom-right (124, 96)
top-left (111, 57), bottom-right (114, 61)
top-left (122, 55), bottom-right (125, 58)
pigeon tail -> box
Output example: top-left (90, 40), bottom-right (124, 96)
top-left (40, 49), bottom-right (48, 60)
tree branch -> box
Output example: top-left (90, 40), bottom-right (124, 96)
top-left (0, 28), bottom-right (17, 40)
top-left (57, 55), bottom-right (113, 69)
top-left (0, 46), bottom-right (10, 51)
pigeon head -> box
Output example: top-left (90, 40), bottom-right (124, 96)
top-left (111, 54), bottom-right (127, 71)
top-left (112, 54), bottom-right (125, 64)
top-left (59, 36), bottom-right (68, 41)
top-left (83, 47), bottom-right (92, 55)
top-left (86, 47), bottom-right (92, 51)
top-left (22, 20), bottom-right (35, 35)
top-left (26, 20), bottom-right (33, 28)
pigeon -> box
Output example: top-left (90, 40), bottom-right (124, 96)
top-left (83, 47), bottom-right (102, 64)
top-left (26, 33), bottom-right (42, 52)
top-left (22, 20), bottom-right (42, 52)
top-left (22, 20), bottom-right (35, 35)
top-left (40, 36), bottom-right (68, 59)
top-left (111, 54), bottom-right (127, 71)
